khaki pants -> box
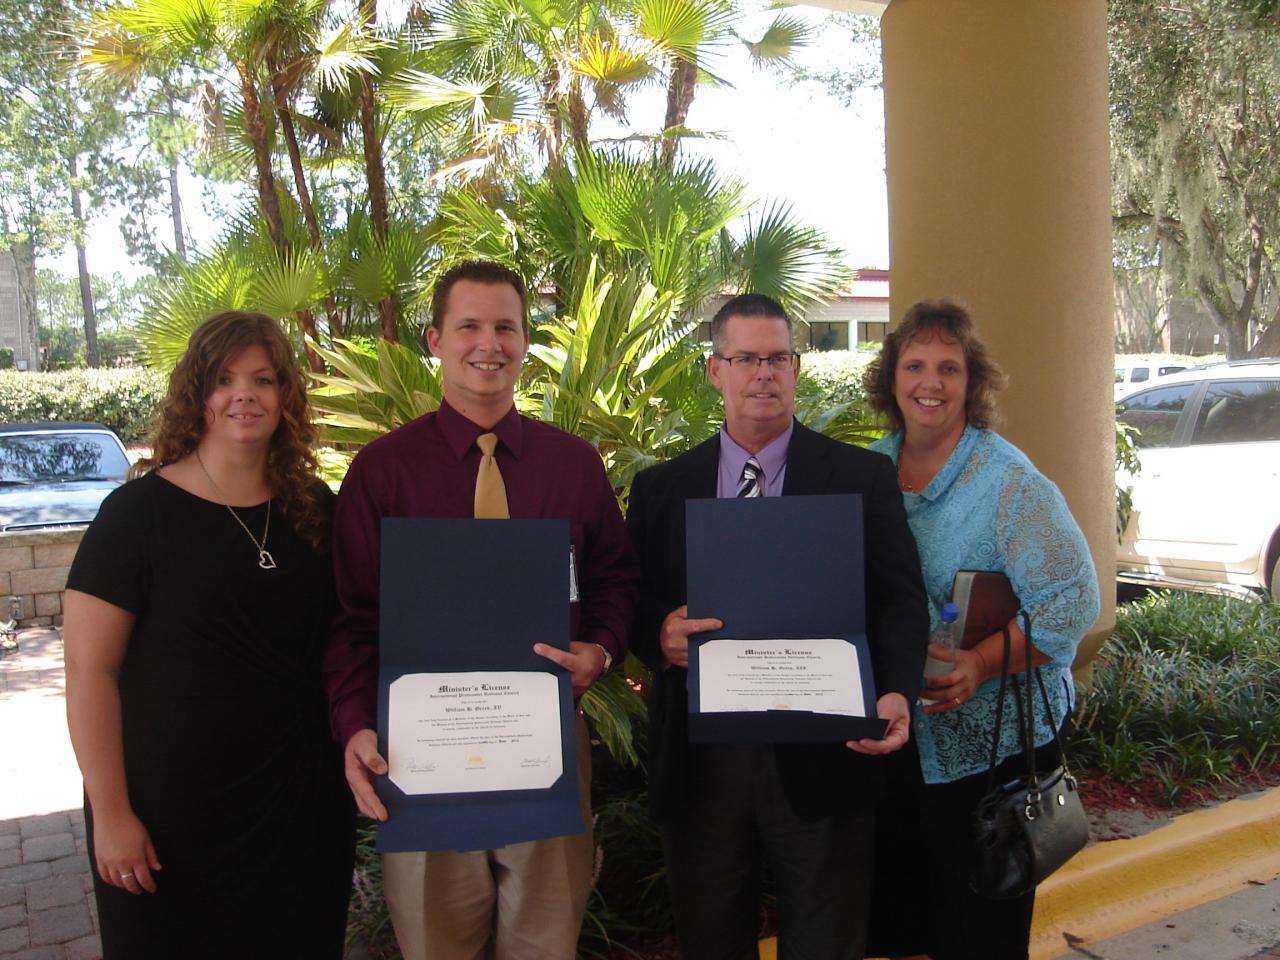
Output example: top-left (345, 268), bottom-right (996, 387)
top-left (383, 712), bottom-right (593, 960)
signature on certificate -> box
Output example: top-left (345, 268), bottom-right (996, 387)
top-left (519, 755), bottom-right (552, 768)
top-left (408, 759), bottom-right (437, 773)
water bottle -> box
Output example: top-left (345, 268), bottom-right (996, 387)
top-left (922, 602), bottom-right (961, 694)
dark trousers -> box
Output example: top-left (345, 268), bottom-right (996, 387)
top-left (865, 735), bottom-right (1063, 960)
top-left (662, 743), bottom-right (875, 960)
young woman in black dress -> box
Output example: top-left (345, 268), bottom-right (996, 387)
top-left (64, 312), bottom-right (354, 958)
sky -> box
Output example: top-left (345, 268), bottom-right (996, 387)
top-left (42, 9), bottom-right (890, 282)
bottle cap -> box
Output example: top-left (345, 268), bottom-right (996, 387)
top-left (941, 602), bottom-right (960, 623)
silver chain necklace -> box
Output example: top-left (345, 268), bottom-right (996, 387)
top-left (195, 450), bottom-right (277, 570)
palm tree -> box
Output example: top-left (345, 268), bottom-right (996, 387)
top-left (81, 0), bottom-right (384, 367)
top-left (646, 0), bottom-right (811, 162)
top-left (382, 0), bottom-right (672, 179)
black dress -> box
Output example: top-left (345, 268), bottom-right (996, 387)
top-left (67, 472), bottom-right (355, 959)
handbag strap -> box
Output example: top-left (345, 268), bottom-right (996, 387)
top-left (983, 611), bottom-right (1058, 792)
top-left (982, 623), bottom-right (1014, 795)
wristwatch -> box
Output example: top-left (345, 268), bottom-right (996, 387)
top-left (592, 643), bottom-right (614, 674)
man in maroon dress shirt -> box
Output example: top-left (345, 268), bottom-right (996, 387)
top-left (323, 260), bottom-right (638, 960)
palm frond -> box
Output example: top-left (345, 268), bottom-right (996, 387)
top-left (248, 247), bottom-right (327, 317)
top-left (568, 33), bottom-right (655, 85)
top-left (633, 0), bottom-right (735, 63)
top-left (311, 20), bottom-right (383, 91)
top-left (723, 201), bottom-right (850, 318)
top-left (581, 667), bottom-right (648, 767)
top-left (740, 13), bottom-right (811, 65)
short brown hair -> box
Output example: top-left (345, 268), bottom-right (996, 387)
top-left (133, 311), bottom-right (327, 546)
top-left (863, 298), bottom-right (1007, 431)
top-left (710, 294), bottom-right (793, 354)
top-left (430, 260), bottom-right (528, 333)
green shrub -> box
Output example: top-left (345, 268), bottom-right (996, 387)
top-left (797, 349), bottom-right (876, 407)
top-left (1068, 592), bottom-right (1280, 798)
top-left (0, 368), bottom-right (167, 443)
top-left (0, 348), bottom-right (13, 371)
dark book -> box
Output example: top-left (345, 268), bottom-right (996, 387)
top-left (950, 570), bottom-right (1020, 650)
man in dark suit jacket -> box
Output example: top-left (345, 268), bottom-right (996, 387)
top-left (627, 294), bottom-right (928, 960)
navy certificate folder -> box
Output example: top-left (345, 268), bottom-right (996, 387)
top-left (375, 517), bottom-right (581, 853)
top-left (685, 494), bottom-right (888, 742)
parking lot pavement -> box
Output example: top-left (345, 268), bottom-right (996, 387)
top-left (1, 627), bottom-right (101, 959)
top-left (1065, 876), bottom-right (1280, 959)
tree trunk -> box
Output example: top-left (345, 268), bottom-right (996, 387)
top-left (355, 0), bottom-right (397, 342)
top-left (236, 61), bottom-right (288, 254)
top-left (10, 241), bottom-right (40, 371)
top-left (272, 84), bottom-right (343, 343)
top-left (67, 154), bottom-right (100, 368)
top-left (165, 94), bottom-right (187, 259)
top-left (661, 59), bottom-right (698, 164)
top-left (168, 159), bottom-right (186, 259)
top-left (1197, 281), bottom-right (1250, 360)
top-left (1251, 308), bottom-right (1280, 357)
top-left (269, 67), bottom-right (335, 368)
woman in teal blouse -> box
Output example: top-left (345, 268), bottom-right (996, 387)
top-left (861, 299), bottom-right (1100, 960)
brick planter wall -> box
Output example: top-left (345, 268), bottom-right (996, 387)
top-left (0, 529), bottom-right (84, 628)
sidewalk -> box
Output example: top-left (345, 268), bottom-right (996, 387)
top-left (0, 627), bottom-right (100, 959)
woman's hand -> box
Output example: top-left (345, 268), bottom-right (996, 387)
top-left (918, 646), bottom-right (986, 714)
top-left (93, 808), bottom-right (161, 894)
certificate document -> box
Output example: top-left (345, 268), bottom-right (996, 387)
top-left (377, 518), bottom-right (583, 853)
top-left (685, 495), bottom-right (888, 742)
top-left (387, 671), bottom-right (563, 796)
top-left (698, 638), bottom-right (865, 717)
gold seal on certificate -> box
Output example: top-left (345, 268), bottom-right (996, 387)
top-left (697, 638), bottom-right (866, 717)
top-left (387, 671), bottom-right (564, 795)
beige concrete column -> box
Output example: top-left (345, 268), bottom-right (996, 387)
top-left (880, 0), bottom-right (1115, 668)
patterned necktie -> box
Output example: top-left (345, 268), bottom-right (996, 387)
top-left (737, 457), bottom-right (763, 498)
top-left (474, 432), bottom-right (510, 519)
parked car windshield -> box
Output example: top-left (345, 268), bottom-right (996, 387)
top-left (0, 432), bottom-right (130, 483)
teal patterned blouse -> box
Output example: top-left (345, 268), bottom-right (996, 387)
top-left (870, 426), bottom-right (1100, 784)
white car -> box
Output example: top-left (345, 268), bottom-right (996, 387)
top-left (1114, 359), bottom-right (1188, 401)
top-left (0, 422), bottom-right (130, 531)
top-left (1115, 360), bottom-right (1280, 600)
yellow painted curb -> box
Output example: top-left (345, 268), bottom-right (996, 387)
top-left (1030, 787), bottom-right (1280, 958)
top-left (756, 788), bottom-right (1280, 960)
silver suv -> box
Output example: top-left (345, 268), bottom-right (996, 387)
top-left (1116, 359), bottom-right (1280, 601)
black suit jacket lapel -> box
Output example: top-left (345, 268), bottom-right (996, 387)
top-left (781, 421), bottom-right (835, 496)
top-left (680, 434), bottom-right (720, 500)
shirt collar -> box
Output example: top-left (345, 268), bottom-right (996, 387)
top-left (437, 398), bottom-right (524, 461)
top-left (884, 423), bottom-right (980, 501)
top-left (719, 420), bottom-right (793, 489)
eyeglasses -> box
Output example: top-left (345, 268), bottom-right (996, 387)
top-left (714, 353), bottom-right (799, 371)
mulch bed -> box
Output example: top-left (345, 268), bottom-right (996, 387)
top-left (1081, 761), bottom-right (1280, 821)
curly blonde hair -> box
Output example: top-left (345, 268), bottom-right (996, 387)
top-left (863, 298), bottom-right (1008, 432)
top-left (131, 311), bottom-right (327, 547)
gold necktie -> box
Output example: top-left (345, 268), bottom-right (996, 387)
top-left (474, 432), bottom-right (510, 519)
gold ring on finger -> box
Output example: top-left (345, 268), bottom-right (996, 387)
top-left (953, 697), bottom-right (961, 706)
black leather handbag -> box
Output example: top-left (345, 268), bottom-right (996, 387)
top-left (969, 612), bottom-right (1089, 900)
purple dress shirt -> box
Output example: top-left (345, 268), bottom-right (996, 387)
top-left (323, 399), bottom-right (639, 747)
top-left (715, 422), bottom-right (793, 498)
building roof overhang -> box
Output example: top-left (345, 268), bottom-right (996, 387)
top-left (791, 0), bottom-right (887, 16)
